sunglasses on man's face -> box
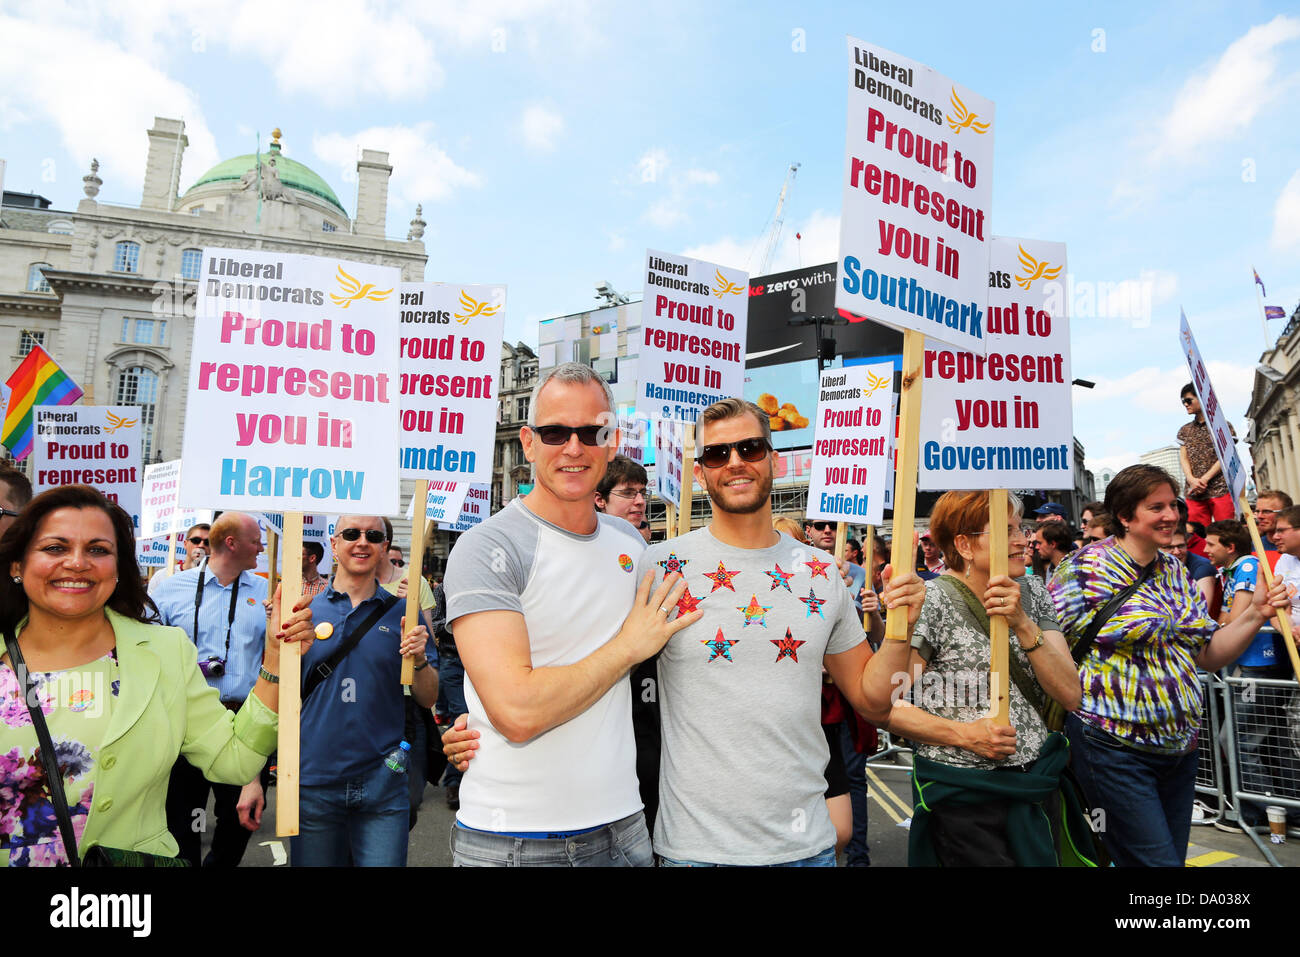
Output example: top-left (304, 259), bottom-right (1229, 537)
top-left (531, 424), bottom-right (604, 446)
top-left (188, 536), bottom-right (208, 545)
top-left (807, 521), bottom-right (835, 532)
top-left (698, 437), bottom-right (770, 469)
top-left (339, 528), bottom-right (387, 543)
top-left (1182, 397), bottom-right (1196, 406)
top-left (391, 558), bottom-right (405, 567)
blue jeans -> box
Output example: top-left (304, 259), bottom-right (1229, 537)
top-left (838, 719), bottom-right (870, 866)
top-left (291, 758), bottom-right (411, 866)
top-left (1065, 713), bottom-right (1198, 867)
top-left (659, 846), bottom-right (838, 867)
top-left (436, 645), bottom-right (467, 789)
top-left (451, 811), bottom-right (653, 867)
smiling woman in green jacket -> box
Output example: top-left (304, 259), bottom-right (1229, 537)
top-left (0, 485), bottom-right (314, 866)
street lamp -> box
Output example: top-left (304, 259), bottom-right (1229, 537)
top-left (788, 315), bottom-right (851, 371)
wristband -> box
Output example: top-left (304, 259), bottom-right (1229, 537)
top-left (258, 665), bottom-right (280, 683)
top-left (413, 659), bottom-right (429, 672)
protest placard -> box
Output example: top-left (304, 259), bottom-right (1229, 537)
top-left (918, 237), bottom-right (1071, 490)
top-left (181, 248), bottom-right (401, 514)
top-left (141, 459), bottom-right (214, 540)
top-left (655, 418), bottom-right (685, 505)
top-left (398, 283), bottom-right (504, 484)
top-left (805, 363), bottom-right (894, 525)
top-left (32, 405), bottom-right (143, 531)
top-left (636, 249), bottom-right (748, 427)
top-left (405, 480), bottom-right (474, 526)
top-left (258, 512), bottom-right (333, 574)
top-left (836, 38), bottom-right (994, 353)
top-left (437, 483), bottom-right (491, 532)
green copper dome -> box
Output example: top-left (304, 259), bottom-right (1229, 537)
top-left (184, 147), bottom-right (347, 214)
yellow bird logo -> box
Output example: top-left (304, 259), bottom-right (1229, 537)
top-left (946, 88), bottom-right (991, 135)
top-left (712, 270), bottom-right (745, 298)
top-left (103, 411), bottom-right (138, 434)
top-left (1013, 245), bottom-right (1062, 290)
top-left (861, 369), bottom-right (891, 399)
top-left (329, 266), bottom-right (393, 308)
top-left (453, 290), bottom-right (501, 326)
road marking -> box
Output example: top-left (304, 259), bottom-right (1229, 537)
top-left (1185, 849), bottom-right (1236, 867)
top-left (865, 767), bottom-right (913, 816)
top-left (867, 787), bottom-right (903, 824)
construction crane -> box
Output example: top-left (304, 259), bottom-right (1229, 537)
top-left (754, 162), bottom-right (800, 275)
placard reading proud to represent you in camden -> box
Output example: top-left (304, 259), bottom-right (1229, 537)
top-left (182, 249), bottom-right (401, 514)
top-left (636, 249), bottom-right (748, 426)
top-left (32, 404), bottom-right (144, 529)
top-left (399, 283), bottom-right (505, 483)
top-left (805, 363), bottom-right (894, 525)
top-left (1179, 310), bottom-right (1246, 502)
top-left (918, 237), bottom-right (1072, 490)
top-left (836, 37), bottom-right (994, 353)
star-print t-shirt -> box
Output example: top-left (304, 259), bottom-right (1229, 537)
top-left (640, 527), bottom-right (865, 865)
top-left (1, 652), bottom-right (120, 866)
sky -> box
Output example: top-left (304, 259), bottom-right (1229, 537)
top-left (1, 0), bottom-right (1297, 480)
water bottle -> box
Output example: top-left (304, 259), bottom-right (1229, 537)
top-left (384, 740), bottom-right (411, 773)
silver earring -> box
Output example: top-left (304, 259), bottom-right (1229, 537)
top-left (11, 576), bottom-right (20, 583)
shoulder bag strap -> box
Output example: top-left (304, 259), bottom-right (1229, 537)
top-left (301, 590), bottom-right (399, 702)
top-left (1070, 559), bottom-right (1158, 666)
top-left (4, 629), bottom-right (81, 867)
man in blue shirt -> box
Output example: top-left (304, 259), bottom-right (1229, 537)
top-left (154, 510), bottom-right (269, 867)
top-left (293, 513), bottom-right (438, 867)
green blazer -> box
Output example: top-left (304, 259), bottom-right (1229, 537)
top-left (17, 608), bottom-right (279, 858)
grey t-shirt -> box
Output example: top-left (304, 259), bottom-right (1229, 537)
top-left (910, 573), bottom-right (1062, 769)
top-left (641, 527), bottom-right (865, 865)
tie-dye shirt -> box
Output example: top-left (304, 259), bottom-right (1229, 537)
top-left (1048, 537), bottom-right (1216, 754)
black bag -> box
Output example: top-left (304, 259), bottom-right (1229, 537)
top-left (4, 629), bottom-right (188, 868)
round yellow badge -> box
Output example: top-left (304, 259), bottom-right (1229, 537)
top-left (314, 622), bottom-right (334, 640)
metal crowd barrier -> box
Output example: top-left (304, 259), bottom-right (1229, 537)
top-left (1193, 671), bottom-right (1227, 826)
top-left (1221, 673), bottom-right (1300, 866)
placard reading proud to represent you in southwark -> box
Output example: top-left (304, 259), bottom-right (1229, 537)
top-left (805, 363), bottom-right (895, 525)
top-left (918, 237), bottom-right (1072, 490)
top-left (836, 37), bottom-right (994, 353)
top-left (399, 283), bottom-right (505, 484)
top-left (182, 249), bottom-right (401, 514)
top-left (1179, 310), bottom-right (1246, 502)
top-left (636, 249), bottom-right (748, 427)
top-left (32, 405), bottom-right (143, 529)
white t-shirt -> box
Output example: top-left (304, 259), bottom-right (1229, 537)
top-left (444, 498), bottom-right (645, 832)
top-left (1276, 553), bottom-right (1300, 631)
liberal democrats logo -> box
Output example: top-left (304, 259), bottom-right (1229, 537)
top-left (330, 265), bottom-right (393, 308)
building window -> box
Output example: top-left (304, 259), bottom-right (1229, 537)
top-left (121, 318), bottom-right (165, 345)
top-left (116, 366), bottom-right (159, 460)
top-left (114, 241), bottom-right (140, 273)
top-left (180, 248), bottom-right (202, 281)
top-left (516, 396), bottom-right (529, 422)
top-left (19, 330), bottom-right (45, 356)
top-left (322, 221), bottom-right (337, 232)
top-left (26, 263), bottom-right (51, 293)
top-left (132, 319), bottom-right (155, 344)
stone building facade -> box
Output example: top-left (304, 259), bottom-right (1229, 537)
top-left (1247, 306), bottom-right (1300, 499)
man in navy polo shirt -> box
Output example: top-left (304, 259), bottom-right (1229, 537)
top-left (292, 514), bottom-right (438, 867)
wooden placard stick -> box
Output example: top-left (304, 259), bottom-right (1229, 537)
top-left (164, 511), bottom-right (179, 578)
top-left (665, 501), bottom-right (677, 540)
top-left (1239, 491), bottom-right (1300, 676)
top-left (986, 488), bottom-right (1011, 725)
top-left (677, 422), bottom-right (696, 538)
top-left (402, 478), bottom-right (430, 685)
top-left (275, 510), bottom-right (304, 836)
top-left (265, 527), bottom-right (279, 599)
top-left (863, 524), bottom-right (875, 632)
top-left (885, 330), bottom-right (925, 643)
top-left (834, 522), bottom-right (848, 561)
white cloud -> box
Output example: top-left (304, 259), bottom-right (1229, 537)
top-left (685, 168), bottom-right (720, 186)
top-left (682, 209), bottom-right (839, 276)
top-left (520, 105), bottom-right (564, 153)
top-left (1151, 14), bottom-right (1300, 164)
top-left (606, 230), bottom-right (625, 251)
top-left (0, 15), bottom-right (220, 200)
top-left (643, 197), bottom-right (687, 229)
top-left (312, 123), bottom-right (480, 207)
top-left (683, 236), bottom-right (752, 270)
top-left (1271, 169), bottom-right (1300, 252)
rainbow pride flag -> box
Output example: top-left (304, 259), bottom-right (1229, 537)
top-left (2, 345), bottom-right (83, 460)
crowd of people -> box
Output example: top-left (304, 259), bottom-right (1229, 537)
top-left (3, 370), bottom-right (1299, 867)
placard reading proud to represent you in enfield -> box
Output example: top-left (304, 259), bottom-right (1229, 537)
top-left (182, 249), bottom-right (401, 514)
top-left (399, 283), bottom-right (505, 484)
top-left (918, 237), bottom-right (1072, 490)
top-left (636, 249), bottom-right (748, 426)
top-left (1179, 310), bottom-right (1246, 502)
top-left (32, 404), bottom-right (143, 529)
top-left (805, 363), bottom-right (894, 525)
top-left (836, 37), bottom-right (994, 353)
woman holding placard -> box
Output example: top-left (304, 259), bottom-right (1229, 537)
top-left (1048, 464), bottom-right (1289, 867)
top-left (867, 490), bottom-right (1088, 865)
top-left (0, 485), bottom-right (315, 866)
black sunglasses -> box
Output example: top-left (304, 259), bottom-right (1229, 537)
top-left (0, 508), bottom-right (22, 519)
top-left (339, 528), bottom-right (387, 543)
top-left (698, 437), bottom-right (770, 469)
top-left (391, 558), bottom-right (405, 567)
top-left (1181, 397), bottom-right (1196, 405)
top-left (188, 536), bottom-right (208, 545)
top-left (807, 521), bottom-right (834, 532)
top-left (531, 424), bottom-right (603, 446)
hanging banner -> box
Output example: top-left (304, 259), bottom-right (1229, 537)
top-left (1179, 310), bottom-right (1247, 502)
top-left (918, 237), bottom-right (1072, 490)
top-left (32, 404), bottom-right (143, 532)
top-left (836, 37), bottom-right (994, 352)
top-left (805, 363), bottom-right (894, 524)
top-left (635, 249), bottom-right (748, 427)
top-left (398, 283), bottom-right (505, 484)
top-left (181, 248), bottom-right (401, 513)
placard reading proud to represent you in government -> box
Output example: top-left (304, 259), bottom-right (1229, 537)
top-left (399, 283), bottom-right (505, 484)
top-left (918, 237), bottom-right (1072, 490)
top-left (805, 363), bottom-right (895, 525)
top-left (836, 37), bottom-right (994, 353)
top-left (182, 249), bottom-right (402, 514)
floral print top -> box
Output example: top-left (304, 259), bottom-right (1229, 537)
top-left (1, 651), bottom-right (120, 866)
